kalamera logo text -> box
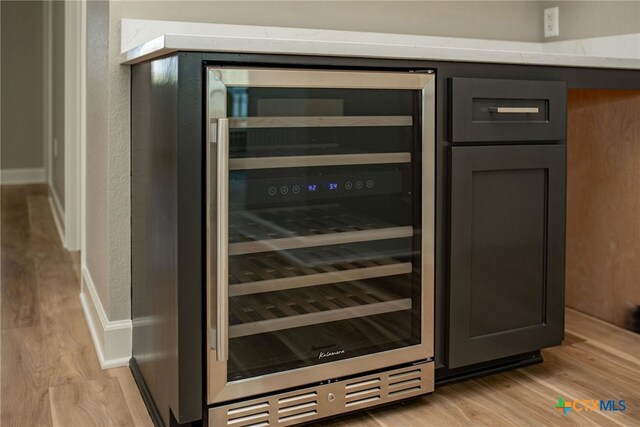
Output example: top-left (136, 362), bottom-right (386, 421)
top-left (555, 397), bottom-right (627, 415)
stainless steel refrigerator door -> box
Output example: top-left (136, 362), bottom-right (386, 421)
top-left (207, 67), bottom-right (435, 404)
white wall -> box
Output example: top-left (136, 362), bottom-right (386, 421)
top-left (0, 1), bottom-right (44, 178)
top-left (51, 0), bottom-right (65, 205)
top-left (542, 1), bottom-right (640, 41)
top-left (115, 1), bottom-right (547, 42)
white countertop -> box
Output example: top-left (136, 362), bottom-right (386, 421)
top-left (121, 19), bottom-right (640, 70)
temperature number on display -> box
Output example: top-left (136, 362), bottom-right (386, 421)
top-left (328, 183), bottom-right (338, 190)
top-left (307, 184), bottom-right (317, 192)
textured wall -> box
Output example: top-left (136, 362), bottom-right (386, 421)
top-left (542, 1), bottom-right (640, 41)
top-left (0, 1), bottom-right (44, 170)
top-left (86, 0), bottom-right (112, 317)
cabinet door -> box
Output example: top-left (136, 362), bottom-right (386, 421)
top-left (448, 144), bottom-right (565, 369)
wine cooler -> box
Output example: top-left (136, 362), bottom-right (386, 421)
top-left (205, 67), bottom-right (435, 425)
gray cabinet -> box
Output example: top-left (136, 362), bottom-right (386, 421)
top-left (447, 144), bottom-right (565, 369)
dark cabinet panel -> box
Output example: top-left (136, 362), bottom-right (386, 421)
top-left (131, 53), bottom-right (204, 426)
top-left (448, 144), bottom-right (565, 369)
top-left (449, 78), bottom-right (566, 142)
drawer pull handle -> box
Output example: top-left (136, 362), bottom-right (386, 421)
top-left (488, 107), bottom-right (540, 114)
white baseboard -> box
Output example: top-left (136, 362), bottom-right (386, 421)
top-left (80, 265), bottom-right (132, 369)
top-left (48, 188), bottom-right (65, 247)
top-left (0, 168), bottom-right (45, 185)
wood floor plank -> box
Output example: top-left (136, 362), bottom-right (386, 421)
top-left (506, 370), bottom-right (622, 427)
top-left (1, 327), bottom-right (53, 427)
top-left (547, 345), bottom-right (639, 405)
top-left (1, 185), bottom-right (143, 427)
top-left (1, 252), bottom-right (39, 329)
top-left (49, 377), bottom-right (136, 427)
top-left (562, 331), bottom-right (587, 346)
top-left (1, 187), bottom-right (40, 329)
top-left (364, 394), bottom-right (468, 427)
top-left (27, 194), bottom-right (72, 267)
top-left (565, 308), bottom-right (640, 364)
top-left (43, 312), bottom-right (105, 388)
top-left (478, 371), bottom-right (616, 426)
top-left (1, 186), bottom-right (31, 253)
top-left (366, 381), bottom-right (528, 427)
top-left (23, 183), bottom-right (49, 197)
top-left (309, 410), bottom-right (381, 427)
top-left (521, 346), bottom-right (639, 425)
top-left (571, 340), bottom-right (639, 372)
top-left (108, 367), bottom-right (155, 427)
top-left (437, 379), bottom-right (583, 427)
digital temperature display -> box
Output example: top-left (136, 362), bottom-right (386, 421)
top-left (258, 174), bottom-right (388, 201)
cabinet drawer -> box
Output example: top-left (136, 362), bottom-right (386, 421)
top-left (449, 77), bottom-right (566, 142)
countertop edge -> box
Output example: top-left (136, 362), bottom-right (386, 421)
top-left (120, 26), bottom-right (640, 70)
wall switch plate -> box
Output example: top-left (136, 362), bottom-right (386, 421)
top-left (544, 7), bottom-right (559, 38)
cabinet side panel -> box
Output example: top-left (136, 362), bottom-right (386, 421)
top-left (131, 55), bottom-right (179, 427)
top-left (176, 52), bottom-right (204, 423)
top-left (566, 89), bottom-right (640, 328)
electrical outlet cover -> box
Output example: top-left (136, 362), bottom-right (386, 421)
top-left (544, 7), bottom-right (559, 38)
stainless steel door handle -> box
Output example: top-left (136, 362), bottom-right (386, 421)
top-left (488, 107), bottom-right (540, 114)
top-left (209, 118), bottom-right (229, 362)
top-left (216, 118), bottom-right (229, 362)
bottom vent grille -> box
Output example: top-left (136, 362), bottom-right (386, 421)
top-left (343, 366), bottom-right (425, 408)
top-left (228, 402), bottom-right (269, 415)
top-left (344, 377), bottom-right (382, 407)
top-left (389, 385), bottom-right (422, 397)
top-left (387, 368), bottom-right (424, 398)
top-left (228, 412), bottom-right (269, 426)
top-left (346, 395), bottom-right (381, 408)
top-left (277, 390), bottom-right (319, 423)
top-left (209, 362), bottom-right (434, 427)
top-left (227, 401), bottom-right (270, 426)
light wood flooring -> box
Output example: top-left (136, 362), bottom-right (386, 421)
top-left (1, 184), bottom-right (638, 426)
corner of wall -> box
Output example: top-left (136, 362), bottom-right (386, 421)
top-left (48, 186), bottom-right (65, 246)
top-left (80, 264), bottom-right (132, 368)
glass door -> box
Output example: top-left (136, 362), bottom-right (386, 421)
top-left (207, 68), bottom-right (435, 404)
